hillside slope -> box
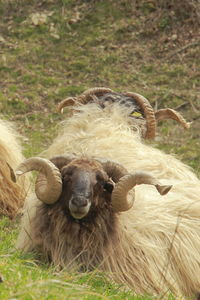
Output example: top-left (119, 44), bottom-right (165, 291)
top-left (0, 2), bottom-right (199, 299)
top-left (0, 0), bottom-right (199, 170)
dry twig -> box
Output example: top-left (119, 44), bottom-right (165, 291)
top-left (167, 39), bottom-right (200, 59)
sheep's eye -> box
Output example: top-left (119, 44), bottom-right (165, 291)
top-left (103, 182), bottom-right (114, 193)
top-left (96, 173), bottom-right (104, 182)
top-left (62, 174), bottom-right (71, 183)
top-left (66, 170), bottom-right (73, 176)
top-left (62, 166), bottom-right (74, 177)
top-left (62, 169), bottom-right (73, 182)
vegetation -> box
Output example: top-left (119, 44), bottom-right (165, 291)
top-left (0, 0), bottom-right (199, 299)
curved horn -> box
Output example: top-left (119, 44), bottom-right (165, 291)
top-left (15, 157), bottom-right (62, 204)
top-left (82, 87), bottom-right (113, 99)
top-left (111, 172), bottom-right (172, 212)
top-left (155, 108), bottom-right (191, 129)
top-left (57, 87), bottom-right (113, 113)
top-left (97, 158), bottom-right (128, 182)
top-left (50, 155), bottom-right (76, 170)
top-left (124, 92), bottom-right (156, 139)
top-left (58, 97), bottom-right (79, 113)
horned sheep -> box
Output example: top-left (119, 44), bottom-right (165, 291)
top-left (16, 88), bottom-right (200, 299)
top-left (0, 118), bottom-right (28, 218)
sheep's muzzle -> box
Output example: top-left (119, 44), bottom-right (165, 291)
top-left (69, 194), bottom-right (91, 219)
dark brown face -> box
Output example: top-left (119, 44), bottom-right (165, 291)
top-left (60, 161), bottom-right (114, 220)
top-left (97, 92), bottom-right (144, 117)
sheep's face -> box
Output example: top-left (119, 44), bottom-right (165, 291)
top-left (16, 156), bottom-right (172, 220)
top-left (60, 160), bottom-right (113, 219)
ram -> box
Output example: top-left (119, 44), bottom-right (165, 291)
top-left (0, 118), bottom-right (28, 218)
top-left (16, 88), bottom-right (200, 299)
top-left (57, 87), bottom-right (190, 139)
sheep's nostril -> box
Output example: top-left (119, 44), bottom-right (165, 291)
top-left (69, 196), bottom-right (91, 219)
top-left (71, 196), bottom-right (88, 207)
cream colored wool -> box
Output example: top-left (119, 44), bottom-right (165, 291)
top-left (0, 118), bottom-right (28, 217)
top-left (18, 103), bottom-right (200, 299)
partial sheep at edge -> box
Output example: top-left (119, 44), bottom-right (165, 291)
top-left (0, 118), bottom-right (29, 218)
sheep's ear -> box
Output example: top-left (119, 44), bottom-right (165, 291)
top-left (104, 181), bottom-right (114, 193)
top-left (6, 162), bottom-right (16, 182)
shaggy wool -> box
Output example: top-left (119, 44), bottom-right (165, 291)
top-left (18, 103), bottom-right (200, 299)
top-left (0, 118), bottom-right (29, 218)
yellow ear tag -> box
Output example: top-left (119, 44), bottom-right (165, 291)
top-left (130, 111), bottom-right (142, 117)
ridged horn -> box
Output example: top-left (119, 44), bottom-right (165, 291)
top-left (58, 87), bottom-right (113, 113)
top-left (155, 108), bottom-right (191, 129)
top-left (124, 92), bottom-right (156, 139)
top-left (50, 155), bottom-right (76, 170)
top-left (111, 171), bottom-right (172, 212)
top-left (58, 97), bottom-right (79, 113)
top-left (15, 157), bottom-right (62, 204)
top-left (82, 87), bottom-right (113, 100)
top-left (97, 159), bottom-right (128, 182)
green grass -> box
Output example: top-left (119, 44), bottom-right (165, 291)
top-left (0, 218), bottom-right (159, 300)
top-left (0, 0), bottom-right (199, 299)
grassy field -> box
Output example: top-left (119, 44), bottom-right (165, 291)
top-left (0, 0), bottom-right (199, 299)
top-left (0, 215), bottom-right (155, 300)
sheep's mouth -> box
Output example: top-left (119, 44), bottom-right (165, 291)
top-left (70, 211), bottom-right (88, 219)
top-left (69, 202), bottom-right (91, 220)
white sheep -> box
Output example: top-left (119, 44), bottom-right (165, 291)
top-left (16, 91), bottom-right (200, 299)
top-left (57, 87), bottom-right (190, 139)
top-left (0, 118), bottom-right (28, 218)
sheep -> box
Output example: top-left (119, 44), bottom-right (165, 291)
top-left (16, 90), bottom-right (200, 299)
top-left (0, 118), bottom-right (28, 218)
top-left (57, 87), bottom-right (190, 139)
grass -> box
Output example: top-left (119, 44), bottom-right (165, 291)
top-left (0, 0), bottom-right (199, 299)
top-left (0, 221), bottom-right (157, 300)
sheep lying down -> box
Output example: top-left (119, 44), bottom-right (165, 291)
top-left (0, 118), bottom-right (28, 218)
top-left (16, 154), bottom-right (200, 300)
top-left (58, 87), bottom-right (190, 139)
